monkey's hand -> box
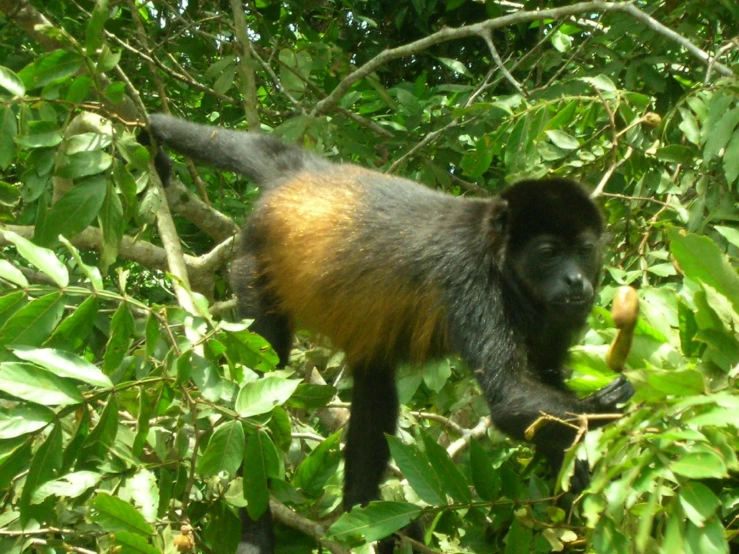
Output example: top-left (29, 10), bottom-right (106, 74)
top-left (583, 375), bottom-right (634, 414)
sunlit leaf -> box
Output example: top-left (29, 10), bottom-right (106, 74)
top-left (235, 376), bottom-right (300, 418)
top-left (11, 346), bottom-right (112, 388)
top-left (198, 420), bottom-right (245, 478)
top-left (326, 501), bottom-right (422, 544)
top-left (0, 362), bottom-right (83, 405)
top-left (89, 492), bottom-right (154, 535)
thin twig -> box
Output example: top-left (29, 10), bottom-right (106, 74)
top-left (480, 29), bottom-right (526, 97)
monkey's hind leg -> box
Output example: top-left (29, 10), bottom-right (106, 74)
top-left (344, 362), bottom-right (399, 510)
top-left (344, 362), bottom-right (425, 553)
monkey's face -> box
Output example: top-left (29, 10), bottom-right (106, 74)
top-left (508, 231), bottom-right (602, 320)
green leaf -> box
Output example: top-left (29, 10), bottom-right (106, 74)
top-left (715, 225), bottom-right (739, 249)
top-left (504, 516), bottom-right (534, 554)
top-left (685, 518), bottom-right (728, 554)
top-left (421, 358), bottom-right (451, 392)
top-left (0, 107), bottom-right (17, 169)
top-left (189, 353), bottom-right (223, 403)
top-left (0, 66), bottom-right (25, 96)
top-left (437, 57), bottom-right (471, 77)
top-left (19, 424), bottom-right (62, 523)
top-left (45, 296), bottom-right (98, 351)
top-left (421, 431), bottom-right (471, 503)
top-left (66, 76), bottom-right (93, 104)
top-left (656, 144), bottom-right (694, 164)
top-left (272, 115), bottom-right (312, 143)
top-left (0, 292), bottom-right (66, 347)
top-left (0, 259), bottom-right (28, 288)
top-left (11, 346), bottom-right (112, 388)
top-left (581, 75), bottom-right (617, 92)
top-left (326, 501), bottom-right (422, 545)
top-left (279, 49), bottom-right (310, 98)
top-left (14, 120), bottom-right (63, 148)
top-left (65, 132), bottom-right (112, 155)
top-left (671, 449), bottom-right (727, 479)
top-left (670, 231), bottom-right (739, 311)
top-left (235, 376), bottom-right (301, 418)
top-left (18, 50), bottom-right (82, 91)
top-left (291, 430), bottom-right (342, 496)
top-left (144, 313), bottom-right (159, 358)
top-left (89, 492), bottom-right (154, 535)
top-left (55, 151), bottom-right (113, 179)
top-left (214, 66), bottom-right (236, 96)
top-left (646, 369), bottom-right (704, 396)
top-left (286, 383), bottom-right (337, 409)
top-left (0, 362), bottom-right (83, 405)
top-left (0, 441), bottom-right (32, 491)
top-left (243, 429), bottom-right (277, 520)
top-left (98, 47), bottom-right (122, 73)
top-left (198, 420), bottom-right (245, 478)
top-left (703, 107), bottom-right (739, 162)
top-left (461, 134), bottom-right (493, 178)
top-left (546, 100), bottom-right (578, 131)
top-left (86, 0), bottom-right (109, 54)
top-left (103, 303), bottom-right (134, 375)
top-left (0, 404), bottom-right (54, 439)
top-left (113, 530), bottom-right (161, 554)
top-left (504, 112), bottom-right (533, 173)
top-left (545, 129), bottom-right (579, 150)
top-left (33, 470), bottom-right (101, 504)
top-left (59, 236), bottom-right (104, 290)
top-left (3, 231), bottom-right (69, 287)
top-left (98, 181), bottom-right (123, 273)
top-left (469, 439), bottom-right (499, 501)
top-left (550, 31), bottom-right (572, 52)
top-left (679, 481), bottom-right (720, 527)
top-left (267, 407), bottom-right (292, 452)
top-left (0, 180), bottom-right (20, 206)
top-left (79, 396), bottom-right (118, 462)
top-left (386, 435), bottom-right (445, 505)
top-left (723, 129), bottom-right (739, 187)
top-left (128, 471), bottom-right (159, 524)
top-left (678, 107), bottom-right (700, 145)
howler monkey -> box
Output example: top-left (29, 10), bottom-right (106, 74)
top-left (147, 114), bottom-right (634, 553)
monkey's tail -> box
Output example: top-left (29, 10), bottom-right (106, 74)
top-left (148, 114), bottom-right (329, 187)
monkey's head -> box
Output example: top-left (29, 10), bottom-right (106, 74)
top-left (498, 178), bottom-right (604, 322)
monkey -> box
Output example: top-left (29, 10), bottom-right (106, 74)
top-left (146, 114), bottom-right (635, 554)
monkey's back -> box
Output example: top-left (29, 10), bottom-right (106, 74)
top-left (245, 164), bottom-right (476, 364)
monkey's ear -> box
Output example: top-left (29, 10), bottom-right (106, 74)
top-left (489, 198), bottom-right (510, 234)
top-left (487, 198), bottom-right (509, 262)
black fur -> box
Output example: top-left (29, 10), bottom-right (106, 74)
top-left (148, 114), bottom-right (329, 186)
top-left (148, 114), bottom-right (634, 553)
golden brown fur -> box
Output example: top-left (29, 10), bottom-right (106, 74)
top-left (253, 166), bottom-right (449, 363)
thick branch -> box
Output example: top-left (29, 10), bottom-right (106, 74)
top-left (0, 0), bottom-right (63, 50)
top-left (165, 179), bottom-right (239, 242)
top-left (0, 225), bottom-right (226, 297)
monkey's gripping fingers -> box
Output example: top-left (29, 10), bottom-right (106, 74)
top-left (587, 375), bottom-right (635, 413)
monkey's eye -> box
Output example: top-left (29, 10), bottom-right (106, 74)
top-left (537, 245), bottom-right (557, 260)
top-left (579, 244), bottom-right (595, 256)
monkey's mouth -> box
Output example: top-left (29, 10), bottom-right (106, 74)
top-left (551, 296), bottom-right (592, 306)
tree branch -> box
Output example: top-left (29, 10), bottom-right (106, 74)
top-left (311, 1), bottom-right (733, 117)
top-left (230, 0), bottom-right (261, 131)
